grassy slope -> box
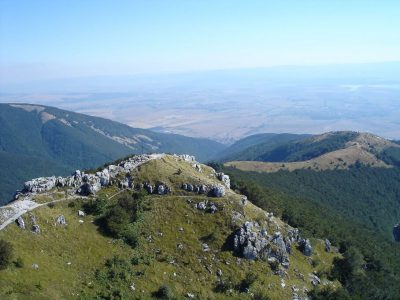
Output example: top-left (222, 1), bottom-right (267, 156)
top-left (0, 156), bottom-right (340, 299)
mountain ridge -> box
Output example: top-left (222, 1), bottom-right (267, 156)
top-left (0, 103), bottom-right (226, 204)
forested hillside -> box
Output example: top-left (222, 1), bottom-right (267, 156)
top-left (0, 104), bottom-right (225, 204)
top-left (222, 165), bottom-right (400, 299)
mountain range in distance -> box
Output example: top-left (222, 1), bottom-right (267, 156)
top-left (1, 102), bottom-right (399, 205)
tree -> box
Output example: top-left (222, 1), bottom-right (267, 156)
top-left (0, 240), bottom-right (13, 270)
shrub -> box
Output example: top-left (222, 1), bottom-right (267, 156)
top-left (153, 285), bottom-right (174, 299)
top-left (0, 240), bottom-right (13, 270)
top-left (240, 272), bottom-right (258, 291)
top-left (83, 198), bottom-right (107, 215)
top-left (14, 257), bottom-right (24, 268)
top-left (103, 206), bottom-right (130, 237)
top-left (47, 202), bottom-right (55, 208)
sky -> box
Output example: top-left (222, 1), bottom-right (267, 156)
top-left (1, 0), bottom-right (400, 86)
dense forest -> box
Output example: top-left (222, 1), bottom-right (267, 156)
top-left (218, 164), bottom-right (400, 299)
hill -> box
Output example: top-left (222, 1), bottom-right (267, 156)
top-left (222, 165), bottom-right (400, 299)
top-left (0, 154), bottom-right (341, 299)
top-left (215, 133), bottom-right (311, 162)
top-left (224, 131), bottom-right (400, 172)
top-left (0, 103), bottom-right (225, 205)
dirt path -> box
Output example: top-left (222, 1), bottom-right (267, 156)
top-left (0, 196), bottom-right (85, 231)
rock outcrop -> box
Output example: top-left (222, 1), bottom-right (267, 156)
top-left (233, 221), bottom-right (312, 270)
top-left (16, 216), bottom-right (25, 229)
top-left (210, 185), bottom-right (226, 197)
top-left (19, 154), bottom-right (163, 198)
top-left (216, 172), bottom-right (230, 189)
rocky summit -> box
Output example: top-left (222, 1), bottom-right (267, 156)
top-left (0, 154), bottom-right (340, 299)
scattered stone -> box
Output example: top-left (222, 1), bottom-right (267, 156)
top-left (56, 215), bottom-right (67, 225)
top-left (241, 196), bottom-right (248, 206)
top-left (16, 216), bottom-right (25, 229)
top-left (202, 243), bottom-right (210, 252)
top-left (216, 268), bottom-right (222, 277)
top-left (210, 204), bottom-right (218, 214)
top-left (186, 293), bottom-right (195, 299)
top-left (193, 163), bottom-right (202, 172)
top-left (78, 220), bottom-right (84, 224)
top-left (31, 263), bottom-right (39, 269)
top-left (130, 283), bottom-right (135, 291)
top-left (177, 243), bottom-right (184, 250)
top-left (196, 202), bottom-right (207, 210)
top-left (32, 224), bottom-right (41, 234)
top-left (281, 279), bottom-right (286, 288)
top-left (78, 210), bottom-right (85, 217)
top-left (309, 273), bottom-right (321, 286)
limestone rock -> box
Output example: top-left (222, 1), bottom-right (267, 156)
top-left (23, 176), bottom-right (56, 193)
top-left (16, 216), bottom-right (25, 229)
top-left (32, 224), bottom-right (41, 234)
top-left (216, 172), bottom-right (230, 189)
top-left (210, 185), bottom-right (225, 197)
top-left (325, 239), bottom-right (331, 252)
top-left (56, 215), bottom-right (67, 225)
top-left (299, 239), bottom-right (313, 256)
top-left (196, 202), bottom-right (207, 210)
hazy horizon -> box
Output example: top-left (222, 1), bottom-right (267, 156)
top-left (1, 1), bottom-right (399, 141)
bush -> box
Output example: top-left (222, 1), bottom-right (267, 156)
top-left (239, 272), bottom-right (258, 291)
top-left (47, 202), bottom-right (55, 208)
top-left (0, 240), bottom-right (13, 270)
top-left (153, 285), bottom-right (174, 299)
top-left (103, 206), bottom-right (130, 237)
top-left (14, 257), bottom-right (24, 268)
top-left (83, 198), bottom-right (107, 215)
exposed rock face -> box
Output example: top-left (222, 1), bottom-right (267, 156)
top-left (234, 221), bottom-right (289, 266)
top-left (299, 239), bottom-right (313, 256)
top-left (156, 184), bottom-right (170, 195)
top-left (20, 154), bottom-right (161, 198)
top-left (16, 216), bottom-right (25, 229)
top-left (176, 154), bottom-right (196, 162)
top-left (216, 172), bottom-right (230, 189)
top-left (23, 177), bottom-right (56, 193)
top-left (210, 185), bottom-right (225, 197)
top-left (78, 174), bottom-right (101, 195)
top-left (233, 221), bottom-right (312, 269)
top-left (96, 169), bottom-right (110, 187)
top-left (393, 224), bottom-right (400, 242)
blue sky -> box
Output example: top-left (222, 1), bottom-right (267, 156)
top-left (1, 0), bottom-right (400, 85)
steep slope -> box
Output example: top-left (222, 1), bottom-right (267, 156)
top-left (0, 154), bottom-right (340, 299)
top-left (0, 103), bottom-right (225, 204)
top-left (225, 131), bottom-right (400, 172)
top-left (224, 165), bottom-right (400, 299)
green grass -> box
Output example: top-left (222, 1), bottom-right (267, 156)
top-left (0, 155), bottom-right (341, 299)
